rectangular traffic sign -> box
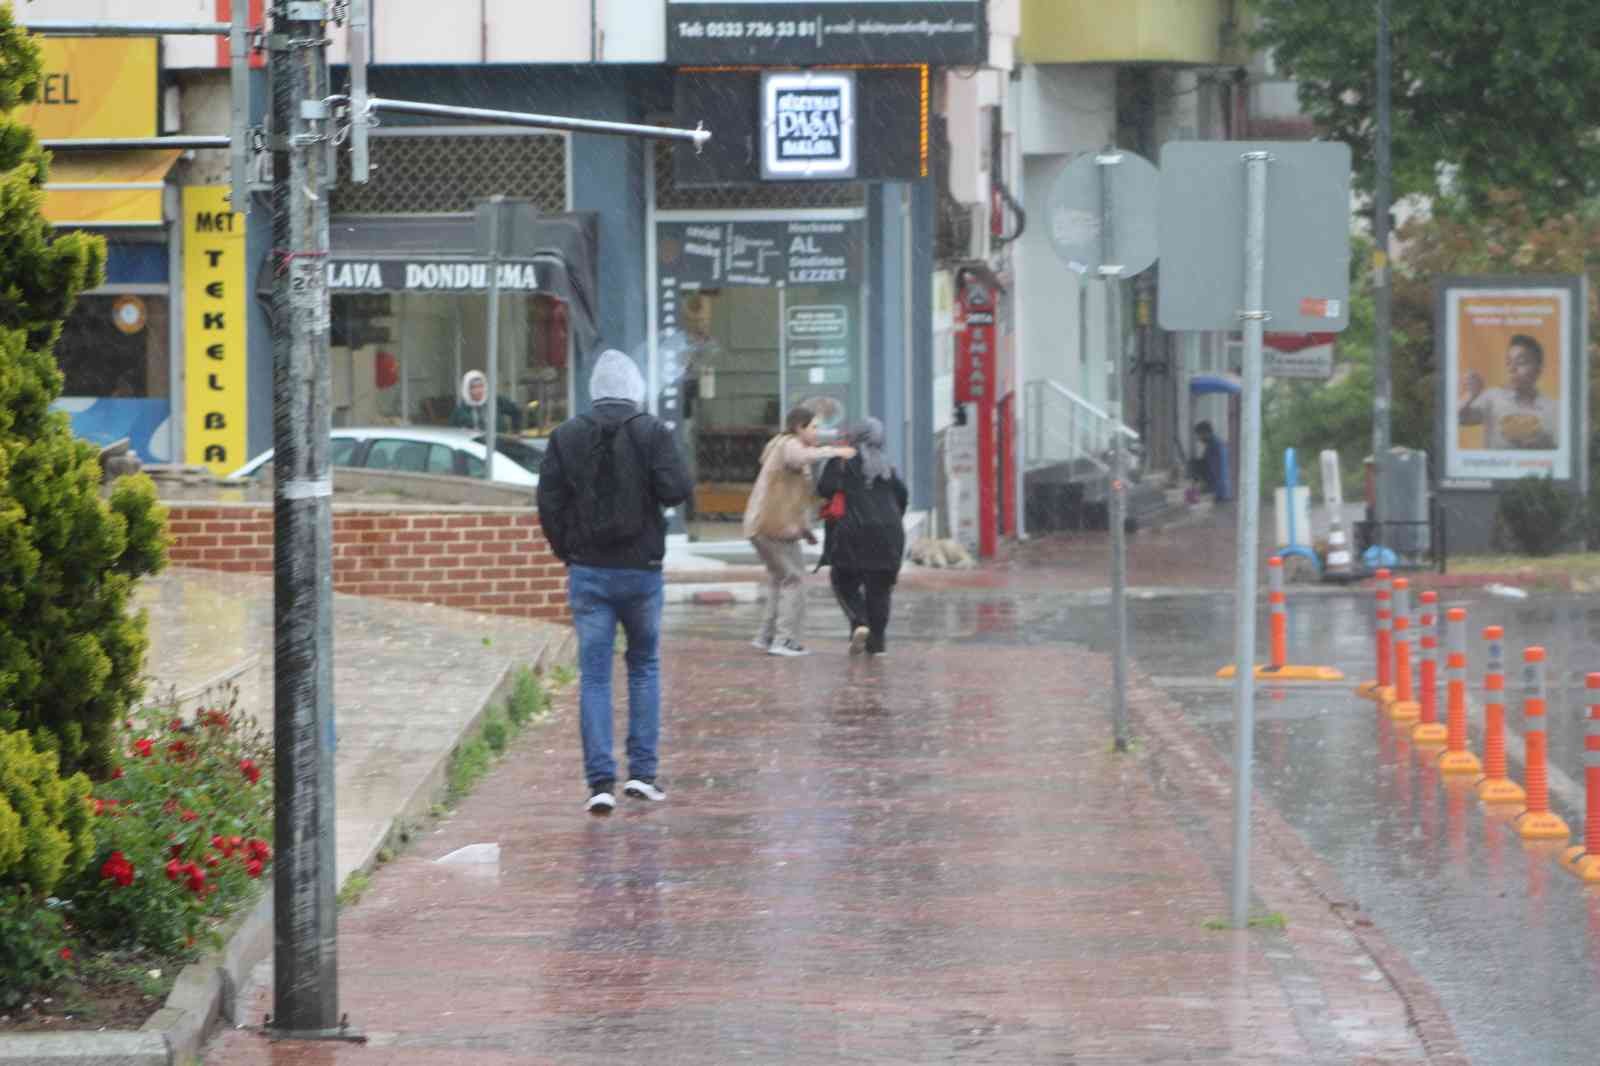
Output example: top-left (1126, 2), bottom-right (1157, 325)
top-left (1157, 141), bottom-right (1352, 334)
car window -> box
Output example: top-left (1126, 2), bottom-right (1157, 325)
top-left (331, 437), bottom-right (358, 467)
top-left (365, 438), bottom-right (456, 475)
top-left (462, 451), bottom-right (487, 478)
top-left (483, 435), bottom-right (546, 474)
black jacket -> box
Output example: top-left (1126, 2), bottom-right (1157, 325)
top-left (817, 456), bottom-right (909, 572)
top-left (537, 401), bottom-right (692, 570)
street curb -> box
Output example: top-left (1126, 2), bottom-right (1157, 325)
top-left (1127, 679), bottom-right (1472, 1065)
top-left (662, 582), bottom-right (762, 606)
top-left (0, 628), bottom-right (578, 1066)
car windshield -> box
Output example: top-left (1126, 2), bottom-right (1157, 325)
top-left (478, 435), bottom-right (546, 474)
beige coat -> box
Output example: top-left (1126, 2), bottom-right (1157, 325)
top-left (742, 434), bottom-right (842, 541)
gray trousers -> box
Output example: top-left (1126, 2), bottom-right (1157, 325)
top-left (751, 535), bottom-right (807, 646)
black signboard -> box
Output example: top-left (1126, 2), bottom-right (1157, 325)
top-left (666, 1), bottom-right (984, 66)
top-left (674, 68), bottom-right (923, 186)
top-left (324, 257), bottom-right (550, 294)
top-left (763, 71), bottom-right (855, 181)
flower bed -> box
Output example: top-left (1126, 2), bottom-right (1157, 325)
top-left (0, 687), bottom-right (273, 1030)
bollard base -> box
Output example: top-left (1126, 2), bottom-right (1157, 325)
top-left (1477, 776), bottom-right (1526, 804)
top-left (1411, 722), bottom-right (1448, 744)
top-left (1387, 699), bottom-right (1421, 723)
top-left (1517, 810), bottom-right (1571, 841)
top-left (1561, 848), bottom-right (1600, 882)
top-left (1439, 750), bottom-right (1483, 775)
top-left (1217, 663), bottom-right (1347, 682)
top-left (1357, 679), bottom-right (1380, 699)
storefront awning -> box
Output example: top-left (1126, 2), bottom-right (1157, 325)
top-left (42, 150), bottom-right (180, 229)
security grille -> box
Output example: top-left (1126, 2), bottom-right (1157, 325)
top-left (653, 144), bottom-right (864, 211)
top-left (332, 133), bottom-right (568, 215)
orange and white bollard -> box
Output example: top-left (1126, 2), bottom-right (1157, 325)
top-left (1215, 556), bottom-right (1343, 681)
top-left (1562, 675), bottom-right (1600, 881)
top-left (1268, 557), bottom-right (1288, 671)
top-left (1476, 625), bottom-right (1524, 803)
top-left (1358, 568), bottom-right (1394, 699)
top-left (1516, 647), bottom-right (1570, 841)
top-left (1413, 591), bottom-right (1447, 743)
top-left (1388, 578), bottom-right (1420, 721)
top-left (1439, 608), bottom-right (1483, 776)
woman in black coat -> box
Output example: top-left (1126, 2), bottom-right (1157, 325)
top-left (817, 418), bottom-right (909, 656)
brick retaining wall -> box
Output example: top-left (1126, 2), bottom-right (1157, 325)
top-left (164, 504), bottom-right (567, 621)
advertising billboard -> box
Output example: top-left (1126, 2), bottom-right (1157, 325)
top-left (1439, 279), bottom-right (1585, 483)
top-left (666, 0), bottom-right (984, 65)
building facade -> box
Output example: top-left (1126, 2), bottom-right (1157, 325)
top-left (22, 0), bottom-right (990, 546)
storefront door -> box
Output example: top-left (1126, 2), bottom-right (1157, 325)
top-left (654, 214), bottom-right (866, 540)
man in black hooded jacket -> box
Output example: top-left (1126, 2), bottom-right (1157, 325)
top-left (538, 350), bottom-right (691, 816)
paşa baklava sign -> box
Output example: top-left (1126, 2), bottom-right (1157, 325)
top-left (666, 0), bottom-right (984, 65)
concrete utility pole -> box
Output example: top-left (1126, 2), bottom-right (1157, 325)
top-left (267, 0), bottom-right (343, 1039)
top-left (1371, 0), bottom-right (1393, 547)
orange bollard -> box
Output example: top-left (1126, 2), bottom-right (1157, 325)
top-left (1358, 568), bottom-right (1393, 699)
top-left (1388, 578), bottom-right (1420, 721)
top-left (1562, 674), bottom-right (1600, 881)
top-left (1413, 591), bottom-right (1447, 743)
top-left (1439, 608), bottom-right (1483, 775)
top-left (1516, 647), bottom-right (1570, 841)
top-left (1476, 625), bottom-right (1524, 803)
top-left (1268, 557), bottom-right (1288, 671)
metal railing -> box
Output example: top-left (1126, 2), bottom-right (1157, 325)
top-left (1023, 379), bottom-right (1141, 478)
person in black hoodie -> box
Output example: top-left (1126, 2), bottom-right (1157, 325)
top-left (817, 418), bottom-right (909, 656)
top-left (538, 350), bottom-right (692, 816)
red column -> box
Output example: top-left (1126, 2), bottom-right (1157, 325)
top-left (978, 398), bottom-right (996, 559)
top-left (999, 394), bottom-right (1016, 539)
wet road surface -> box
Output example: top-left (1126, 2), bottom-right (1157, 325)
top-left (1052, 586), bottom-right (1600, 1066)
top-left (205, 585), bottom-right (1442, 1066)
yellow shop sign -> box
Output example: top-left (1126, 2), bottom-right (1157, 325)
top-left (18, 37), bottom-right (158, 140)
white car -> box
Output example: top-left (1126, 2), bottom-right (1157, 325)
top-left (226, 426), bottom-right (544, 487)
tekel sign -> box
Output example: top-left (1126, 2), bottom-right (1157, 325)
top-left (954, 277), bottom-right (996, 404)
top-left (762, 71), bottom-right (855, 181)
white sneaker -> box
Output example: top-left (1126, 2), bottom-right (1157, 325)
top-left (585, 790), bottom-right (615, 816)
top-left (751, 636), bottom-right (772, 651)
top-left (623, 779), bottom-right (666, 802)
top-left (849, 626), bottom-right (870, 655)
top-left (768, 640), bottom-right (810, 657)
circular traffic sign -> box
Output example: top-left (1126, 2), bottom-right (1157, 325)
top-left (1047, 148), bottom-right (1158, 279)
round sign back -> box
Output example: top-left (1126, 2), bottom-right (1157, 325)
top-left (1047, 149), bottom-right (1159, 279)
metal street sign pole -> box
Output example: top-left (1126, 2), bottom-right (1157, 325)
top-left (1097, 150), bottom-right (1130, 754)
top-left (269, 0), bottom-right (345, 1040)
top-left (1229, 150), bottom-right (1271, 931)
top-left (482, 196), bottom-right (505, 480)
top-left (1371, 0), bottom-right (1394, 551)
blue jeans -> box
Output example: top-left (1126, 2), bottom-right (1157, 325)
top-left (568, 565), bottom-right (664, 789)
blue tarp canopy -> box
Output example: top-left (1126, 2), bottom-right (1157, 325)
top-left (1190, 373), bottom-right (1242, 396)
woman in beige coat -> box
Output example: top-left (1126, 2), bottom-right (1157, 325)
top-left (743, 406), bottom-right (855, 656)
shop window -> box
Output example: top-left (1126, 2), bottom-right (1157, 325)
top-left (55, 293), bottom-right (170, 398)
top-left (330, 291), bottom-right (571, 443)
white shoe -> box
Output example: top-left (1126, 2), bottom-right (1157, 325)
top-left (768, 640), bottom-right (810, 657)
top-left (751, 636), bottom-right (772, 651)
top-left (623, 779), bottom-right (666, 802)
top-left (585, 790), bottom-right (615, 816)
top-left (849, 626), bottom-right (870, 655)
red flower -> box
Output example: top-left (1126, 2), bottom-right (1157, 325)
top-left (245, 859), bottom-right (264, 879)
top-left (169, 718), bottom-right (184, 732)
top-left (229, 836), bottom-right (243, 850)
top-left (59, 948), bottom-right (73, 962)
top-left (167, 740), bottom-right (190, 761)
top-left (205, 854), bottom-right (221, 869)
top-left (180, 809), bottom-right (199, 823)
top-left (165, 858), bottom-right (182, 881)
top-left (133, 738), bottom-right (155, 758)
top-left (100, 851), bottom-right (135, 888)
top-left (186, 866), bottom-right (206, 894)
top-left (111, 767), bottom-right (124, 780)
top-left (246, 839), bottom-right (273, 862)
top-left (200, 709), bottom-right (231, 730)
top-left (240, 758), bottom-right (261, 785)
top-left (169, 843), bottom-right (185, 859)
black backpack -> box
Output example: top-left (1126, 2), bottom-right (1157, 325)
top-left (569, 413), bottom-right (648, 546)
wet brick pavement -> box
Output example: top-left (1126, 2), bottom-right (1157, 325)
top-left (205, 580), bottom-right (1458, 1065)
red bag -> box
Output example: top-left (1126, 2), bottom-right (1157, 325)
top-left (819, 491), bottom-right (846, 522)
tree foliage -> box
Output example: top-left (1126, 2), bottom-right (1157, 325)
top-left (0, 5), bottom-right (169, 777)
top-left (1252, 0), bottom-right (1600, 214)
